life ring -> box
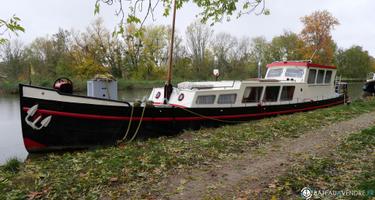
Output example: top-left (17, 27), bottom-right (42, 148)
top-left (155, 91), bottom-right (161, 99)
top-left (178, 93), bottom-right (185, 101)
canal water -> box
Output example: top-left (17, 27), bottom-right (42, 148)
top-left (0, 83), bottom-right (365, 165)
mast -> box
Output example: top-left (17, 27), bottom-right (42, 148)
top-left (164, 0), bottom-right (177, 104)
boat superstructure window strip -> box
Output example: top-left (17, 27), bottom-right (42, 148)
top-left (308, 69), bottom-right (333, 85)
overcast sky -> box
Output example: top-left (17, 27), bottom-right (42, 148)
top-left (1, 0), bottom-right (374, 57)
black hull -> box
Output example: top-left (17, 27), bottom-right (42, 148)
top-left (19, 84), bottom-right (346, 153)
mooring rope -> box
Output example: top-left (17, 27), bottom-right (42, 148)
top-left (117, 105), bottom-right (135, 144)
top-left (128, 102), bottom-right (147, 142)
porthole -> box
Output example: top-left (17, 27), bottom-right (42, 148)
top-left (155, 91), bottom-right (161, 99)
top-left (178, 93), bottom-right (185, 101)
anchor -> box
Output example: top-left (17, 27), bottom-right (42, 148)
top-left (25, 104), bottom-right (52, 130)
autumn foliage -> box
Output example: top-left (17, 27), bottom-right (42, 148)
top-left (300, 10), bottom-right (339, 65)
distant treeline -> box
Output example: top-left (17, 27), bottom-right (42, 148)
top-left (0, 11), bottom-right (374, 92)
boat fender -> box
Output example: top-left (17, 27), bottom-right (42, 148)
top-left (155, 91), bottom-right (161, 99)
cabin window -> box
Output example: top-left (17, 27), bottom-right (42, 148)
top-left (325, 70), bottom-right (332, 83)
top-left (285, 68), bottom-right (304, 78)
top-left (242, 87), bottom-right (263, 103)
top-left (264, 86), bottom-right (280, 102)
top-left (317, 70), bottom-right (325, 84)
top-left (307, 69), bottom-right (317, 84)
top-left (280, 86), bottom-right (295, 101)
top-left (218, 94), bottom-right (237, 104)
top-left (196, 95), bottom-right (216, 104)
top-left (267, 68), bottom-right (283, 78)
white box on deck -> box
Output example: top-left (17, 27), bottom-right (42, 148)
top-left (87, 80), bottom-right (118, 100)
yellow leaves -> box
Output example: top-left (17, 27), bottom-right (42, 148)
top-left (300, 10), bottom-right (339, 65)
top-left (70, 50), bottom-right (108, 79)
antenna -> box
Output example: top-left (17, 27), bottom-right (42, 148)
top-left (309, 49), bottom-right (318, 62)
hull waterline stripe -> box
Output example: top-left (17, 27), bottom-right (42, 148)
top-left (22, 100), bottom-right (344, 122)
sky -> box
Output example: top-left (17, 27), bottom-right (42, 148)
top-left (1, 0), bottom-right (374, 57)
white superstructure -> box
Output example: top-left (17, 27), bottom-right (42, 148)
top-left (149, 61), bottom-right (339, 108)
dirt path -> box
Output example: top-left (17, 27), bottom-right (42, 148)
top-left (162, 111), bottom-right (375, 199)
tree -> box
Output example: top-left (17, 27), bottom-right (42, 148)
top-left (0, 15), bottom-right (24, 44)
top-left (94, 0), bottom-right (268, 33)
top-left (211, 32), bottom-right (238, 78)
top-left (300, 10), bottom-right (339, 65)
top-left (227, 36), bottom-right (254, 79)
top-left (185, 21), bottom-right (213, 78)
top-left (269, 31), bottom-right (305, 61)
top-left (336, 46), bottom-right (372, 79)
top-left (250, 36), bottom-right (271, 77)
top-left (0, 40), bottom-right (26, 80)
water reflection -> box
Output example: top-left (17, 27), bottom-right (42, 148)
top-left (0, 96), bottom-right (28, 164)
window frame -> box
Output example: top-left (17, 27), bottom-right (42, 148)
top-left (196, 95), bottom-right (216, 105)
top-left (324, 70), bottom-right (332, 84)
top-left (263, 86), bottom-right (281, 102)
top-left (266, 68), bottom-right (284, 78)
top-left (307, 69), bottom-right (317, 84)
top-left (218, 93), bottom-right (237, 104)
top-left (285, 68), bottom-right (305, 78)
top-left (242, 86), bottom-right (264, 103)
top-left (316, 70), bottom-right (325, 84)
top-left (280, 86), bottom-right (295, 101)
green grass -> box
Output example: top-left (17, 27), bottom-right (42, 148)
top-left (258, 124), bottom-right (375, 200)
top-left (1, 98), bottom-right (375, 199)
top-left (2, 158), bottom-right (21, 174)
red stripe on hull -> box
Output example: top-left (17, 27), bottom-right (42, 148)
top-left (22, 100), bottom-right (343, 122)
top-left (24, 137), bottom-right (46, 150)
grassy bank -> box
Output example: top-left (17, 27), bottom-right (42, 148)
top-left (257, 125), bottom-right (375, 200)
top-left (1, 98), bottom-right (375, 199)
